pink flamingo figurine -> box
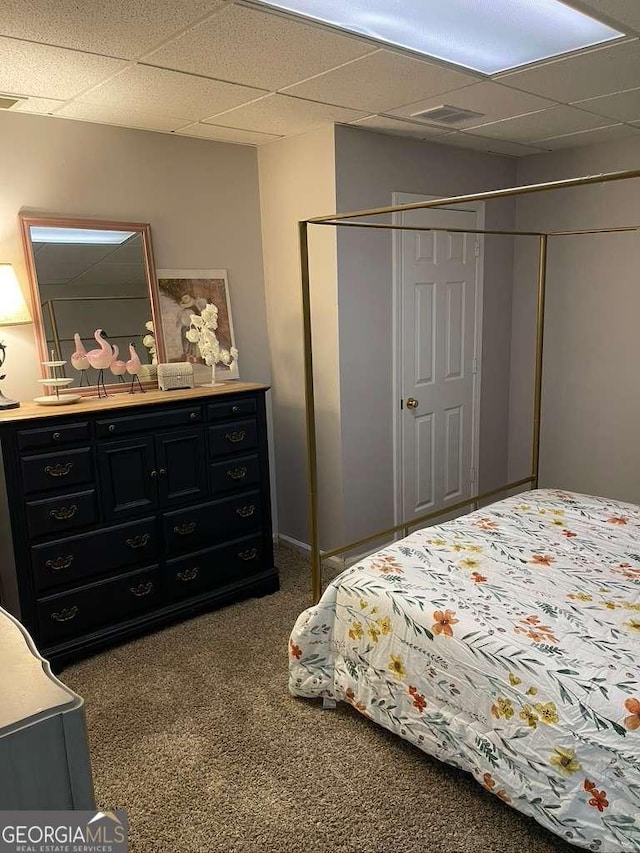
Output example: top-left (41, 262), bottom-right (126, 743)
top-left (86, 329), bottom-right (113, 398)
top-left (126, 342), bottom-right (145, 394)
top-left (109, 344), bottom-right (127, 383)
top-left (70, 333), bottom-right (91, 386)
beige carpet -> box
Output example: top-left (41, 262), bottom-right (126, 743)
top-left (64, 544), bottom-right (577, 853)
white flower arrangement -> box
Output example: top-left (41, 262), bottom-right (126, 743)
top-left (185, 303), bottom-right (238, 370)
top-left (142, 320), bottom-right (158, 364)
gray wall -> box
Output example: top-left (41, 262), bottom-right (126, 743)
top-left (510, 136), bottom-right (640, 503)
top-left (334, 125), bottom-right (518, 546)
top-left (0, 110), bottom-right (270, 402)
top-left (258, 127), bottom-right (343, 549)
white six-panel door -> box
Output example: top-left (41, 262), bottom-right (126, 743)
top-left (396, 201), bottom-right (482, 525)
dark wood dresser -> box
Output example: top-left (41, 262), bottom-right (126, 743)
top-left (0, 383), bottom-right (278, 668)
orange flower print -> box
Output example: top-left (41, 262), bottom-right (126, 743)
top-left (483, 773), bottom-right (496, 790)
top-left (531, 554), bottom-right (555, 567)
top-left (432, 609), bottom-right (459, 638)
top-left (584, 780), bottom-right (609, 812)
top-left (348, 621), bottom-right (364, 640)
top-left (624, 698), bottom-right (640, 731)
top-left (482, 773), bottom-right (510, 803)
top-left (345, 687), bottom-right (366, 712)
top-left (289, 640), bottom-right (302, 660)
top-left (562, 529), bottom-right (577, 538)
top-left (408, 685), bottom-right (427, 712)
top-left (371, 555), bottom-right (404, 574)
top-left (471, 572), bottom-right (487, 583)
top-left (475, 518), bottom-right (498, 531)
top-left (607, 516), bottom-right (627, 525)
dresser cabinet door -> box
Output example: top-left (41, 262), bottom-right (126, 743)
top-left (155, 429), bottom-right (207, 506)
top-left (98, 436), bottom-right (158, 519)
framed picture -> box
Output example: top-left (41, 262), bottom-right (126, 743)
top-left (156, 269), bottom-right (239, 380)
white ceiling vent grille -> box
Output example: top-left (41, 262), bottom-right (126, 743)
top-left (411, 105), bottom-right (485, 125)
top-left (0, 94), bottom-right (26, 110)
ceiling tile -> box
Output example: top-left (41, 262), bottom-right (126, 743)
top-left (144, 4), bottom-right (375, 91)
top-left (0, 1), bottom-right (223, 59)
top-left (536, 122), bottom-right (640, 148)
top-left (573, 86), bottom-right (640, 121)
top-left (497, 38), bottom-right (640, 102)
top-left (468, 105), bottom-right (612, 143)
top-left (11, 96), bottom-right (65, 114)
top-left (78, 65), bottom-right (266, 122)
top-left (572, 1), bottom-right (640, 32)
top-left (206, 93), bottom-right (366, 136)
top-left (389, 81), bottom-right (556, 126)
top-left (0, 37), bottom-right (127, 100)
top-left (350, 115), bottom-right (450, 139)
top-left (438, 133), bottom-right (549, 156)
top-left (176, 123), bottom-right (281, 145)
top-left (281, 49), bottom-right (478, 113)
top-left (55, 102), bottom-right (188, 132)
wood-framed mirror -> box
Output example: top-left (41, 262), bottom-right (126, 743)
top-left (19, 215), bottom-right (165, 395)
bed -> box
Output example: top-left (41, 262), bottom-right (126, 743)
top-left (289, 489), bottom-right (640, 851)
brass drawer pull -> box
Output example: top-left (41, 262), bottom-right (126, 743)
top-left (52, 431), bottom-right (62, 442)
top-left (51, 606), bottom-right (78, 623)
top-left (239, 547), bottom-right (258, 561)
top-left (227, 466), bottom-right (247, 481)
top-left (45, 554), bottom-right (74, 572)
top-left (174, 521), bottom-right (196, 536)
top-left (126, 533), bottom-right (150, 550)
top-left (225, 430), bottom-right (246, 443)
top-left (236, 505), bottom-right (256, 518)
top-left (130, 581), bottom-right (154, 598)
top-left (177, 566), bottom-right (199, 582)
top-left (44, 462), bottom-right (74, 478)
top-left (49, 504), bottom-right (78, 521)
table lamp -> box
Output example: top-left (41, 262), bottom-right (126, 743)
top-left (0, 264), bottom-right (32, 410)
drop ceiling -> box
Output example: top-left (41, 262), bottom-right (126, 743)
top-left (1, 0), bottom-right (640, 156)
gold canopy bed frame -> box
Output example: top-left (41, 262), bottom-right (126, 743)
top-left (298, 167), bottom-right (640, 603)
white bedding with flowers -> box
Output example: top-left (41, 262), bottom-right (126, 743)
top-left (289, 489), bottom-right (640, 851)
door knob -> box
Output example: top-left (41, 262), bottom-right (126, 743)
top-left (406, 397), bottom-right (419, 410)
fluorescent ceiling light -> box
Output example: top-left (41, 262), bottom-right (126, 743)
top-left (251, 0), bottom-right (623, 74)
top-left (30, 227), bottom-right (136, 244)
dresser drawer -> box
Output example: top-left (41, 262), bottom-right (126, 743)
top-left (26, 490), bottom-right (97, 539)
top-left (31, 517), bottom-right (158, 592)
top-left (17, 421), bottom-right (90, 452)
top-left (207, 397), bottom-right (256, 422)
top-left (96, 406), bottom-right (202, 438)
top-left (209, 454), bottom-right (260, 495)
top-left (208, 419), bottom-right (257, 457)
top-left (21, 448), bottom-right (93, 495)
top-left (163, 491), bottom-right (262, 554)
top-left (37, 565), bottom-right (159, 645)
top-left (164, 535), bottom-right (264, 600)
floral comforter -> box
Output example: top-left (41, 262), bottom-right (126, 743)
top-left (289, 490), bottom-right (640, 851)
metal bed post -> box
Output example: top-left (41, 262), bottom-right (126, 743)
top-left (532, 234), bottom-right (548, 490)
top-left (299, 220), bottom-right (322, 604)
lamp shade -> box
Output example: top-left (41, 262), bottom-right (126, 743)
top-left (0, 264), bottom-right (32, 326)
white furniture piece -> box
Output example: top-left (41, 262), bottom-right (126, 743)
top-left (0, 605), bottom-right (95, 808)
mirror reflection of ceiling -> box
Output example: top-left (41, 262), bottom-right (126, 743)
top-left (32, 231), bottom-right (146, 294)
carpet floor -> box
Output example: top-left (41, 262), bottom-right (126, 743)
top-left (64, 544), bottom-right (577, 853)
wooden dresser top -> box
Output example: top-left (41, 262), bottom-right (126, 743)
top-left (0, 381), bottom-right (269, 425)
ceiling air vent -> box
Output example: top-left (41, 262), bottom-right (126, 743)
top-left (411, 105), bottom-right (484, 125)
top-left (0, 94), bottom-right (26, 110)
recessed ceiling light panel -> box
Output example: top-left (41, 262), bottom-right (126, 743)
top-left (248, 0), bottom-right (623, 75)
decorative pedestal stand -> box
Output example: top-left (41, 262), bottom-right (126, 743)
top-left (34, 355), bottom-right (82, 406)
